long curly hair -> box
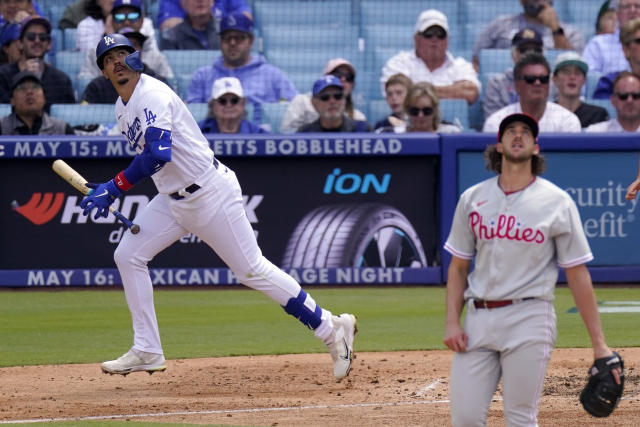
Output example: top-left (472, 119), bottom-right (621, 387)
top-left (483, 144), bottom-right (546, 175)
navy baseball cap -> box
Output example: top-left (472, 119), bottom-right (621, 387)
top-left (220, 12), bottom-right (254, 35)
top-left (19, 15), bottom-right (52, 39)
top-left (312, 75), bottom-right (343, 97)
top-left (112, 0), bottom-right (142, 12)
top-left (0, 23), bottom-right (20, 47)
top-left (11, 71), bottom-right (42, 94)
top-left (511, 28), bottom-right (542, 47)
top-left (498, 113), bottom-right (539, 141)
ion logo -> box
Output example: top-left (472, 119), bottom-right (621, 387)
top-left (11, 192), bottom-right (65, 225)
top-left (323, 168), bottom-right (391, 194)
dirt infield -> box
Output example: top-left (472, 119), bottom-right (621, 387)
top-left (1, 348), bottom-right (638, 426)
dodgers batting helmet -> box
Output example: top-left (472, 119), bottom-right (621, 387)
top-left (95, 33), bottom-right (143, 72)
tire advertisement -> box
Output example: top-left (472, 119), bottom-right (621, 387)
top-left (0, 137), bottom-right (439, 286)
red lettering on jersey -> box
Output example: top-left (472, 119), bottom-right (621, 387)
top-left (469, 212), bottom-right (545, 243)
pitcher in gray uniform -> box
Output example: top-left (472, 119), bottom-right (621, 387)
top-left (443, 113), bottom-right (621, 426)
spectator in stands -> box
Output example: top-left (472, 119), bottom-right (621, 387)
top-left (187, 12), bottom-right (297, 124)
top-left (0, 71), bottom-right (74, 135)
top-left (297, 75), bottom-right (370, 133)
top-left (199, 76), bottom-right (265, 133)
top-left (584, 0), bottom-right (640, 75)
top-left (483, 52), bottom-right (581, 132)
top-left (58, 0), bottom-right (89, 30)
top-left (281, 58), bottom-right (367, 133)
top-left (381, 9), bottom-right (480, 104)
top-left (82, 28), bottom-right (168, 103)
top-left (593, 17), bottom-right (640, 98)
top-left (473, 0), bottom-right (583, 71)
top-left (79, 0), bottom-right (173, 81)
top-left (552, 51), bottom-right (609, 127)
top-left (373, 73), bottom-right (413, 131)
top-left (0, 16), bottom-right (75, 106)
top-left (587, 71), bottom-right (640, 131)
top-left (397, 81), bottom-right (459, 133)
top-left (0, 0), bottom-right (34, 25)
top-left (76, 0), bottom-right (158, 52)
top-left (157, 0), bottom-right (251, 31)
top-left (483, 28), bottom-right (544, 120)
top-left (160, 0), bottom-right (221, 50)
top-left (0, 22), bottom-right (20, 65)
top-left (596, 1), bottom-right (617, 35)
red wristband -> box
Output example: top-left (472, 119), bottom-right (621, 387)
top-left (114, 171), bottom-right (133, 191)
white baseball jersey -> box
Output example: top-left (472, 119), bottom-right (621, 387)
top-left (115, 74), bottom-right (213, 194)
top-left (444, 176), bottom-right (593, 301)
top-left (483, 102), bottom-right (582, 133)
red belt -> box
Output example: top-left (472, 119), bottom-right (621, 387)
top-left (473, 297), bottom-right (535, 309)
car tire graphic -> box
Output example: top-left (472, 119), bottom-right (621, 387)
top-left (281, 203), bottom-right (427, 268)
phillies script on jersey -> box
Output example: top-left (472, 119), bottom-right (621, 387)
top-left (469, 212), bottom-right (545, 243)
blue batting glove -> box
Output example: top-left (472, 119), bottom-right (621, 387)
top-left (80, 180), bottom-right (122, 219)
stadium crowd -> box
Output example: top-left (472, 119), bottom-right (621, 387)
top-left (0, 0), bottom-right (639, 135)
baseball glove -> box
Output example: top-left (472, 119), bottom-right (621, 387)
top-left (579, 351), bottom-right (624, 417)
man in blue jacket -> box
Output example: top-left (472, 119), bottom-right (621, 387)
top-left (186, 12), bottom-right (297, 123)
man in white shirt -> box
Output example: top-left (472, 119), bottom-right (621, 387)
top-left (483, 52), bottom-right (581, 132)
top-left (586, 71), bottom-right (640, 132)
top-left (380, 9), bottom-right (480, 104)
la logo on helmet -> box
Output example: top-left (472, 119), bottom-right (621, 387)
top-left (104, 36), bottom-right (115, 45)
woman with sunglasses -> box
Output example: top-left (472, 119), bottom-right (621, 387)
top-left (382, 82), bottom-right (459, 134)
top-left (199, 76), bottom-right (266, 134)
top-left (280, 58), bottom-right (367, 133)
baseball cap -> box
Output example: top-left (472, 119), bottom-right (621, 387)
top-left (0, 23), bottom-right (21, 48)
top-left (553, 51), bottom-right (588, 75)
top-left (415, 9), bottom-right (449, 34)
top-left (112, 0), bottom-right (142, 13)
top-left (118, 26), bottom-right (148, 44)
top-left (323, 58), bottom-right (356, 76)
top-left (211, 77), bottom-right (244, 99)
top-left (220, 12), bottom-right (254, 35)
top-left (512, 28), bottom-right (543, 47)
top-left (312, 75), bottom-right (343, 97)
top-left (10, 71), bottom-right (42, 94)
top-left (498, 113), bottom-right (539, 141)
top-left (19, 15), bottom-right (52, 39)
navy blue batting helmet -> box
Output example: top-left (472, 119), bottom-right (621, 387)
top-left (96, 33), bottom-right (140, 70)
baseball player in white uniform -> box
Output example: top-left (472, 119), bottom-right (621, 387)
top-left (80, 34), bottom-right (357, 382)
top-left (443, 113), bottom-right (621, 426)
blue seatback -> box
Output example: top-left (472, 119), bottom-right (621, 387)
top-left (163, 50), bottom-right (220, 76)
top-left (50, 103), bottom-right (115, 126)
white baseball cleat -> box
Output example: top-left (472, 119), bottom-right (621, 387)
top-left (328, 313), bottom-right (357, 382)
top-left (101, 349), bottom-right (166, 376)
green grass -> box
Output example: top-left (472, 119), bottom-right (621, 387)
top-left (1, 286), bottom-right (639, 367)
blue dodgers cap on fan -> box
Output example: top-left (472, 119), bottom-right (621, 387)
top-left (112, 0), bottom-right (142, 12)
top-left (312, 75), bottom-right (343, 97)
top-left (219, 12), bottom-right (254, 34)
top-left (0, 23), bottom-right (20, 47)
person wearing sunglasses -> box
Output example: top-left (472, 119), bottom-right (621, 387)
top-left (297, 75), bottom-right (370, 133)
top-left (198, 76), bottom-right (265, 134)
top-left (483, 52), bottom-right (581, 133)
top-left (381, 9), bottom-right (480, 105)
top-left (79, 0), bottom-right (173, 83)
top-left (584, 0), bottom-right (640, 76)
top-left (552, 51), bottom-right (609, 128)
top-left (483, 28), bottom-right (544, 120)
top-left (160, 0), bottom-right (221, 50)
top-left (588, 71), bottom-right (640, 132)
top-left (281, 58), bottom-right (367, 133)
top-left (472, 0), bottom-right (583, 72)
top-left (0, 15), bottom-right (75, 106)
top-left (593, 17), bottom-right (640, 99)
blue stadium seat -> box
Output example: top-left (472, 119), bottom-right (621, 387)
top-left (0, 103), bottom-right (10, 117)
top-left (254, 0), bottom-right (353, 28)
top-left (586, 71), bottom-right (604, 99)
top-left (266, 49), bottom-right (363, 74)
top-left (187, 103), bottom-right (209, 123)
top-left (566, 0), bottom-right (605, 26)
top-left (360, 0), bottom-right (459, 28)
top-left (261, 25), bottom-right (359, 51)
top-left (46, 4), bottom-right (67, 29)
top-left (55, 50), bottom-right (84, 76)
top-left (585, 98), bottom-right (617, 119)
top-left (287, 71), bottom-right (318, 95)
top-left (50, 104), bottom-right (116, 126)
top-left (177, 73), bottom-right (194, 100)
top-left (63, 28), bottom-right (77, 51)
top-left (440, 99), bottom-right (470, 130)
top-left (460, 1), bottom-right (523, 26)
top-left (261, 102), bottom-right (290, 133)
top-left (477, 49), bottom-right (512, 75)
top-left (76, 75), bottom-right (93, 100)
top-left (163, 50), bottom-right (220, 76)
top-left (362, 25), bottom-right (413, 51)
top-left (368, 99), bottom-right (390, 125)
top-left (373, 46), bottom-right (401, 75)
top-left (51, 28), bottom-right (63, 53)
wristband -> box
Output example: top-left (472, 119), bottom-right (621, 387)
top-left (114, 171), bottom-right (133, 191)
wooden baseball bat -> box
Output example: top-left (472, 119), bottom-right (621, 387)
top-left (52, 159), bottom-right (140, 234)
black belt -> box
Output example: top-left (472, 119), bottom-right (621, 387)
top-left (473, 297), bottom-right (535, 309)
top-left (169, 157), bottom-right (219, 200)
